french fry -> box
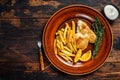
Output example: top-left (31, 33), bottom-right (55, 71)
top-left (67, 43), bottom-right (74, 52)
top-left (61, 50), bottom-right (75, 57)
top-left (71, 36), bottom-right (76, 45)
top-left (61, 28), bottom-right (65, 32)
top-left (56, 36), bottom-right (61, 44)
top-left (72, 21), bottom-right (75, 35)
top-left (71, 42), bottom-right (77, 52)
top-left (56, 30), bottom-right (65, 44)
top-left (59, 31), bottom-right (66, 44)
top-left (54, 39), bottom-right (57, 54)
top-left (58, 52), bottom-right (65, 56)
top-left (64, 46), bottom-right (72, 53)
top-left (56, 42), bottom-right (61, 50)
top-left (55, 30), bottom-right (61, 35)
top-left (64, 55), bottom-right (73, 61)
top-left (65, 23), bottom-right (71, 30)
top-left (69, 30), bottom-right (73, 42)
top-left (60, 41), bottom-right (64, 50)
top-left (66, 29), bottom-right (70, 43)
top-left (59, 52), bottom-right (73, 61)
top-left (63, 26), bottom-right (67, 43)
top-left (71, 21), bottom-right (76, 47)
top-left (58, 52), bottom-right (69, 61)
top-left (66, 30), bottom-right (73, 42)
top-left (56, 37), bottom-right (64, 51)
top-left (58, 52), bottom-right (73, 61)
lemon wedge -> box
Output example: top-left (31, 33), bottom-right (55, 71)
top-left (80, 50), bottom-right (92, 62)
top-left (74, 49), bottom-right (82, 63)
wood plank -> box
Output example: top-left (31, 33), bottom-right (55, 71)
top-left (98, 0), bottom-right (120, 7)
top-left (106, 18), bottom-right (120, 62)
top-left (0, 62), bottom-right (120, 80)
top-left (0, 0), bottom-right (69, 18)
top-left (72, 0), bottom-right (99, 6)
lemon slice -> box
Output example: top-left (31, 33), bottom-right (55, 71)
top-left (74, 49), bottom-right (82, 63)
top-left (80, 50), bottom-right (92, 62)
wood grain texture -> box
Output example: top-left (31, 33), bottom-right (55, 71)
top-left (0, 19), bottom-right (47, 62)
top-left (0, 0), bottom-right (120, 80)
top-left (0, 62), bottom-right (120, 80)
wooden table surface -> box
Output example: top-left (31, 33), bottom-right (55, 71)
top-left (0, 0), bottom-right (120, 80)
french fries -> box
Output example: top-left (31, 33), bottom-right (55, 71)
top-left (54, 21), bottom-right (75, 62)
top-left (58, 52), bottom-right (72, 62)
top-left (61, 50), bottom-right (75, 57)
top-left (54, 21), bottom-right (78, 62)
top-left (58, 52), bottom-right (69, 61)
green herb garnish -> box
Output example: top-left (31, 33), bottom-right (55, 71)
top-left (92, 16), bottom-right (105, 59)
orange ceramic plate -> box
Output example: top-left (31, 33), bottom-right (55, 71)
top-left (42, 5), bottom-right (112, 75)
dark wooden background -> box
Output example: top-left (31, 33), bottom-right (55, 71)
top-left (0, 0), bottom-right (120, 80)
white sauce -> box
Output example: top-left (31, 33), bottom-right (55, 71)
top-left (104, 5), bottom-right (119, 20)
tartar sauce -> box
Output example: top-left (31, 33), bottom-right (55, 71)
top-left (104, 4), bottom-right (119, 20)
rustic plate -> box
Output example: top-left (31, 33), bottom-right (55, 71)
top-left (42, 5), bottom-right (112, 75)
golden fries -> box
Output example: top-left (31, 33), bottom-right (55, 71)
top-left (67, 43), bottom-right (74, 52)
top-left (58, 52), bottom-right (73, 61)
top-left (54, 21), bottom-right (77, 62)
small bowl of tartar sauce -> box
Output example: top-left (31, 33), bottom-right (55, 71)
top-left (102, 4), bottom-right (119, 22)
